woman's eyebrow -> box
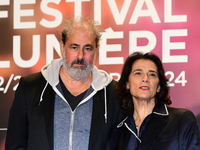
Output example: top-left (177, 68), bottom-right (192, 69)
top-left (132, 69), bottom-right (143, 73)
top-left (133, 69), bottom-right (142, 71)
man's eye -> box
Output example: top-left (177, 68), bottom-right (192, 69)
top-left (72, 46), bottom-right (77, 49)
top-left (70, 46), bottom-right (79, 51)
top-left (84, 47), bottom-right (92, 51)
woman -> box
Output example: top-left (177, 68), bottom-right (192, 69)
top-left (106, 52), bottom-right (200, 150)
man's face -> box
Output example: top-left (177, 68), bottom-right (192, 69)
top-left (61, 30), bottom-right (98, 80)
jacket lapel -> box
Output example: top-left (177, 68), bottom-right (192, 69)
top-left (139, 114), bottom-right (168, 149)
top-left (88, 90), bottom-right (105, 149)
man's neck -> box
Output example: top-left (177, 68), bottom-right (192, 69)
top-left (59, 66), bottom-right (92, 96)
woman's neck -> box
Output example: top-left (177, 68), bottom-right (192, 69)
top-left (133, 98), bottom-right (155, 129)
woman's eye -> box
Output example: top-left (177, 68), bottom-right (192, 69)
top-left (149, 73), bottom-right (157, 77)
top-left (134, 72), bottom-right (141, 75)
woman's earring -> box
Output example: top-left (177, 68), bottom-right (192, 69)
top-left (126, 83), bottom-right (129, 89)
top-left (157, 86), bottom-right (160, 92)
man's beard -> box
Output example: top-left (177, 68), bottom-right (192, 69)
top-left (63, 58), bottom-right (94, 80)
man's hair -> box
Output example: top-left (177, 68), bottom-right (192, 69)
top-left (60, 16), bottom-right (103, 47)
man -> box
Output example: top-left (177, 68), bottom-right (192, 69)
top-left (5, 16), bottom-right (128, 150)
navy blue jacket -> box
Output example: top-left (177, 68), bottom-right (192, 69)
top-left (106, 103), bottom-right (200, 150)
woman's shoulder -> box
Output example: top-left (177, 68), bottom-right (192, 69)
top-left (167, 106), bottom-right (196, 121)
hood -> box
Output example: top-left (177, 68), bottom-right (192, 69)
top-left (41, 58), bottom-right (112, 90)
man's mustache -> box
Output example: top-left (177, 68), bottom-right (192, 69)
top-left (71, 59), bottom-right (88, 67)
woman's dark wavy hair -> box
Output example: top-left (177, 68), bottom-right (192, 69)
top-left (117, 52), bottom-right (172, 110)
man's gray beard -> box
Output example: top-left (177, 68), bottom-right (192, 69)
top-left (62, 59), bottom-right (93, 80)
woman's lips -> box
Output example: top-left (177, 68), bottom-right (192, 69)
top-left (140, 86), bottom-right (149, 90)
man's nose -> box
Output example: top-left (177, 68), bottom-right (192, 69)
top-left (77, 49), bottom-right (84, 59)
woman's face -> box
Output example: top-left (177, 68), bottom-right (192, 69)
top-left (126, 59), bottom-right (160, 102)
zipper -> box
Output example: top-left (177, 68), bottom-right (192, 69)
top-left (69, 111), bottom-right (75, 150)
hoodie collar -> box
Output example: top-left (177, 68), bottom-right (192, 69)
top-left (41, 58), bottom-right (112, 90)
top-left (91, 66), bottom-right (112, 90)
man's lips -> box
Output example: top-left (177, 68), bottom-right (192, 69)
top-left (73, 63), bottom-right (85, 67)
top-left (74, 63), bottom-right (84, 66)
top-left (139, 86), bottom-right (149, 90)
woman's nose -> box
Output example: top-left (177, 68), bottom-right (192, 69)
top-left (142, 74), bottom-right (149, 82)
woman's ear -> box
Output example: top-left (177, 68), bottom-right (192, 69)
top-left (157, 85), bottom-right (160, 92)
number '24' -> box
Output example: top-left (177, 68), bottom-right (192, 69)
top-left (165, 71), bottom-right (187, 87)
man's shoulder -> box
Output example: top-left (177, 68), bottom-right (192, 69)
top-left (106, 80), bottom-right (117, 88)
top-left (20, 72), bottom-right (45, 87)
top-left (22, 72), bottom-right (42, 81)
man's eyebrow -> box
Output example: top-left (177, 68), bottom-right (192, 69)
top-left (84, 44), bottom-right (93, 48)
top-left (70, 43), bottom-right (80, 47)
top-left (70, 43), bottom-right (93, 48)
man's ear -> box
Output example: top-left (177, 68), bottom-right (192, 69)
top-left (96, 44), bottom-right (100, 52)
top-left (60, 41), bottom-right (64, 58)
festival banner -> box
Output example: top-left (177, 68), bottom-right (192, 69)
top-left (1, 0), bottom-right (200, 149)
